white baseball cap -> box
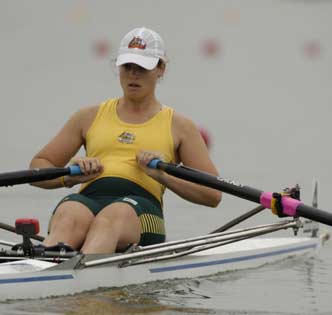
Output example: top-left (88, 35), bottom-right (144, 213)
top-left (116, 27), bottom-right (166, 70)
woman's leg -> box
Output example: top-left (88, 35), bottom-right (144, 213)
top-left (44, 201), bottom-right (94, 250)
top-left (80, 202), bottom-right (141, 254)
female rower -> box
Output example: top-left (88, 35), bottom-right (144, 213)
top-left (30, 27), bottom-right (221, 254)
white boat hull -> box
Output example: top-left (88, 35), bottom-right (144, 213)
top-left (0, 235), bottom-right (323, 300)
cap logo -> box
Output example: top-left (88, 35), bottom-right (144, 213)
top-left (128, 37), bottom-right (147, 50)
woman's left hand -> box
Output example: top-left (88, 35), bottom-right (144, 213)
top-left (136, 150), bottom-right (165, 180)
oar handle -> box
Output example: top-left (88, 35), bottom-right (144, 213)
top-left (147, 159), bottom-right (162, 169)
top-left (68, 165), bottom-right (82, 176)
top-left (148, 159), bottom-right (332, 227)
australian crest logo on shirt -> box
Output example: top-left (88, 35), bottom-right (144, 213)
top-left (117, 131), bottom-right (136, 144)
top-left (128, 37), bottom-right (147, 50)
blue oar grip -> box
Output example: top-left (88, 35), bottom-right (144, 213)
top-left (68, 165), bottom-right (82, 176)
top-left (148, 159), bottom-right (161, 169)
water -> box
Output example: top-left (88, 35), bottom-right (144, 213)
top-left (1, 0), bottom-right (332, 314)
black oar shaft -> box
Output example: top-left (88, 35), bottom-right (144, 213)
top-left (0, 165), bottom-right (81, 187)
top-left (158, 162), bottom-right (263, 202)
top-left (154, 161), bottom-right (332, 227)
top-left (297, 204), bottom-right (332, 227)
top-left (0, 168), bottom-right (69, 187)
top-left (0, 165), bottom-right (82, 240)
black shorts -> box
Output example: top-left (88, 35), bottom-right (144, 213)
top-left (53, 177), bottom-right (166, 246)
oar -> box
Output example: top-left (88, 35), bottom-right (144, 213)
top-left (0, 165), bottom-right (82, 241)
top-left (148, 160), bottom-right (332, 227)
top-left (0, 165), bottom-right (82, 187)
top-left (0, 222), bottom-right (45, 241)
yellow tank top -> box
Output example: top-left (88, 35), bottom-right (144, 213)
top-left (81, 98), bottom-right (175, 203)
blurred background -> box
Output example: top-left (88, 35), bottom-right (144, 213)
top-left (1, 2), bottom-right (332, 314)
top-left (0, 0), bottom-right (331, 239)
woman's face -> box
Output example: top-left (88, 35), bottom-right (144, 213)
top-left (119, 62), bottom-right (165, 100)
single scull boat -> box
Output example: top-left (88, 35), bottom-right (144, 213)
top-left (0, 162), bottom-right (329, 300)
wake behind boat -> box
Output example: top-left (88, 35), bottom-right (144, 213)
top-left (0, 163), bottom-right (330, 300)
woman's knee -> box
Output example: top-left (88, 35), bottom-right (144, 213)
top-left (97, 203), bottom-right (140, 226)
top-left (50, 201), bottom-right (94, 229)
top-left (96, 203), bottom-right (141, 239)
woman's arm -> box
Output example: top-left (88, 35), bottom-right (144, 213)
top-left (30, 107), bottom-right (103, 189)
top-left (137, 112), bottom-right (222, 207)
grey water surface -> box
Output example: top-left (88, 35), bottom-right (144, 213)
top-left (0, 1), bottom-right (332, 314)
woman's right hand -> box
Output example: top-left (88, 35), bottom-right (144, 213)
top-left (64, 157), bottom-right (104, 187)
